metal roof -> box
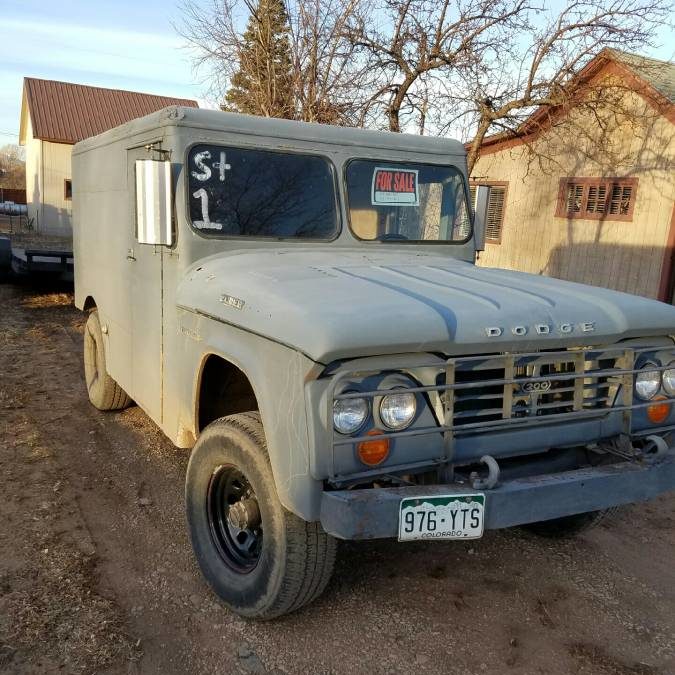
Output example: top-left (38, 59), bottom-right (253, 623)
top-left (23, 78), bottom-right (198, 144)
top-left (608, 49), bottom-right (675, 104)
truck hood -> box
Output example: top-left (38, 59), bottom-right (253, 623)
top-left (176, 248), bottom-right (675, 363)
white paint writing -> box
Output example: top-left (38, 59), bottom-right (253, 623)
top-left (192, 188), bottom-right (223, 231)
top-left (191, 151), bottom-right (212, 181)
top-left (216, 151), bottom-right (231, 182)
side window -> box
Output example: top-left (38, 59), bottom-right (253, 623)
top-left (186, 145), bottom-right (338, 239)
top-left (64, 179), bottom-right (72, 201)
top-left (556, 177), bottom-right (637, 221)
top-left (470, 183), bottom-right (507, 244)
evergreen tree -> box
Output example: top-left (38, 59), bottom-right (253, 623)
top-left (224, 0), bottom-right (294, 118)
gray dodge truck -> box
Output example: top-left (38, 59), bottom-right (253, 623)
top-left (73, 106), bottom-right (675, 619)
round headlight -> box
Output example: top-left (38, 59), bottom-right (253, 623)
top-left (663, 362), bottom-right (675, 396)
top-left (333, 396), bottom-right (369, 434)
top-left (379, 391), bottom-right (417, 430)
top-left (635, 365), bottom-right (661, 401)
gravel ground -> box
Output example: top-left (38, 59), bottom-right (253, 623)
top-left (1, 281), bottom-right (675, 675)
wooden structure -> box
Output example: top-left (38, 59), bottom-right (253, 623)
top-left (471, 49), bottom-right (675, 301)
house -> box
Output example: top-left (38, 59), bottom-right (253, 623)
top-left (471, 49), bottom-right (675, 302)
top-left (18, 78), bottom-right (198, 237)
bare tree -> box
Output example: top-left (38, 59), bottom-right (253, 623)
top-left (344, 0), bottom-right (533, 133)
top-left (179, 0), bottom-right (670, 164)
top-left (178, 0), bottom-right (374, 124)
top-left (288, 0), bottom-right (375, 124)
top-left (441, 0), bottom-right (672, 173)
top-left (0, 144), bottom-right (25, 190)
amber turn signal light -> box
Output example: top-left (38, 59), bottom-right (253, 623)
top-left (357, 429), bottom-right (390, 466)
top-left (647, 397), bottom-right (671, 425)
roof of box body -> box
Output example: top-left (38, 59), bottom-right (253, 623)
top-left (72, 106), bottom-right (467, 157)
top-left (20, 78), bottom-right (198, 145)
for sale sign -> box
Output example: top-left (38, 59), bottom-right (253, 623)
top-left (371, 167), bottom-right (419, 206)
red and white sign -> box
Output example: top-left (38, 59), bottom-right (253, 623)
top-left (371, 167), bottom-right (419, 206)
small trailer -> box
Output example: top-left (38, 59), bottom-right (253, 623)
top-left (0, 234), bottom-right (73, 282)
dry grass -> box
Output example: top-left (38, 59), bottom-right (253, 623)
top-left (2, 229), bottom-right (72, 251)
top-left (1, 544), bottom-right (139, 673)
top-left (21, 293), bottom-right (73, 308)
top-left (0, 385), bottom-right (27, 411)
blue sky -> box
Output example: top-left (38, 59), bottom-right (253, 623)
top-left (0, 0), bottom-right (211, 144)
top-left (0, 0), bottom-right (672, 145)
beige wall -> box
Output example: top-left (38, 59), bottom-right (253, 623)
top-left (22, 107), bottom-right (73, 238)
top-left (40, 141), bottom-right (73, 237)
top-left (23, 108), bottom-right (41, 230)
top-left (473, 86), bottom-right (675, 300)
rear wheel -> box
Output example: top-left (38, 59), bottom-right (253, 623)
top-left (522, 508), bottom-right (617, 538)
top-left (83, 310), bottom-right (131, 410)
top-left (186, 413), bottom-right (336, 619)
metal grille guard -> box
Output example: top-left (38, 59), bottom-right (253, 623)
top-left (328, 345), bottom-right (675, 481)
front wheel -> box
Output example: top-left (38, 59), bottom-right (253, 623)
top-left (185, 412), bottom-right (336, 619)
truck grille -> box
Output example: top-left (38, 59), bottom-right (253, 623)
top-left (449, 350), bottom-right (622, 433)
top-left (328, 344), bottom-right (675, 483)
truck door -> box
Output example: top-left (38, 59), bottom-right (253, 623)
top-left (126, 147), bottom-right (172, 424)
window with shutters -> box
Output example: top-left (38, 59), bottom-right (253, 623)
top-left (469, 182), bottom-right (508, 244)
top-left (555, 177), bottom-right (637, 221)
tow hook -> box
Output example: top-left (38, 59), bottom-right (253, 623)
top-left (595, 434), bottom-right (672, 463)
top-left (643, 435), bottom-right (670, 461)
top-left (470, 455), bottom-right (500, 490)
top-left (595, 435), bottom-right (643, 462)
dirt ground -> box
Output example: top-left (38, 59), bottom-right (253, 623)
top-left (2, 281), bottom-right (675, 675)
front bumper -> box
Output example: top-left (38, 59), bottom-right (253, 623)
top-left (320, 452), bottom-right (675, 540)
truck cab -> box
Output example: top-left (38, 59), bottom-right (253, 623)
top-left (73, 106), bottom-right (675, 619)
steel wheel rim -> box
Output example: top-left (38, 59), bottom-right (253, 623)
top-left (207, 465), bottom-right (263, 573)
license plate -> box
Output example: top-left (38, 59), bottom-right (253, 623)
top-left (398, 494), bottom-right (485, 541)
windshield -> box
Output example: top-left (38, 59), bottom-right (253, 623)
top-left (346, 159), bottom-right (471, 242)
top-left (187, 144), bottom-right (338, 239)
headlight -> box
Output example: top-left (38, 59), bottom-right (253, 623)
top-left (635, 365), bottom-right (661, 401)
top-left (379, 391), bottom-right (417, 430)
top-left (333, 396), bottom-right (369, 434)
top-left (663, 363), bottom-right (675, 396)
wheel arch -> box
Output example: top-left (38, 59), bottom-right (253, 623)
top-left (188, 342), bottom-right (323, 522)
top-left (194, 351), bottom-right (261, 434)
top-left (82, 295), bottom-right (97, 313)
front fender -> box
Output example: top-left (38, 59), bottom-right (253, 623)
top-left (178, 307), bottom-right (324, 521)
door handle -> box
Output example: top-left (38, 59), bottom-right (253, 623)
top-left (127, 248), bottom-right (136, 261)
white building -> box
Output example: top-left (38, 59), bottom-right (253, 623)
top-left (19, 78), bottom-right (197, 237)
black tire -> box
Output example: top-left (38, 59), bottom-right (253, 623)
top-left (522, 508), bottom-right (618, 538)
top-left (83, 310), bottom-right (131, 411)
top-left (186, 412), bottom-right (337, 619)
top-left (0, 236), bottom-right (11, 282)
